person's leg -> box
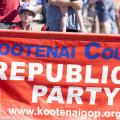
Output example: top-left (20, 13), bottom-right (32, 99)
top-left (117, 8), bottom-right (120, 33)
top-left (70, 0), bottom-right (85, 32)
top-left (74, 9), bottom-right (85, 32)
top-left (95, 0), bottom-right (111, 34)
top-left (100, 21), bottom-right (111, 33)
top-left (118, 17), bottom-right (120, 33)
top-left (60, 7), bottom-right (68, 32)
top-left (109, 2), bottom-right (118, 34)
top-left (114, 0), bottom-right (120, 33)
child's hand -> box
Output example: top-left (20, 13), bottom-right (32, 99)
top-left (24, 23), bottom-right (32, 30)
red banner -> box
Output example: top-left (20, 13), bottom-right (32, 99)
top-left (0, 30), bottom-right (120, 120)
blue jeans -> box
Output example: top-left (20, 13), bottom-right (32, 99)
top-left (36, 0), bottom-right (43, 4)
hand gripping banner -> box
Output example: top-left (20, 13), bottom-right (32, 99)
top-left (0, 30), bottom-right (120, 120)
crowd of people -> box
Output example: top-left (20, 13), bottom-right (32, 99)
top-left (0, 0), bottom-right (120, 34)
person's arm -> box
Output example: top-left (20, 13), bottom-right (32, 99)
top-left (89, 0), bottom-right (98, 4)
top-left (48, 0), bottom-right (68, 7)
top-left (21, 0), bottom-right (32, 2)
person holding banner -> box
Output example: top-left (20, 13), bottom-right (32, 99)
top-left (0, 0), bottom-right (32, 29)
top-left (45, 1), bottom-right (82, 32)
top-left (11, 3), bottom-right (36, 30)
top-left (48, 0), bottom-right (85, 32)
top-left (89, 0), bottom-right (117, 34)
